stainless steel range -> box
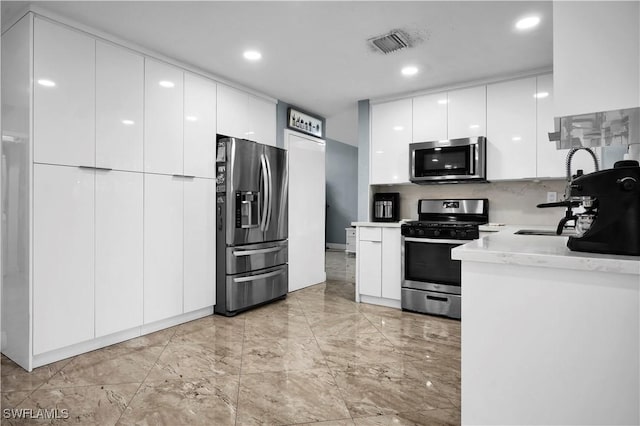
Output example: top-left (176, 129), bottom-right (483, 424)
top-left (400, 199), bottom-right (488, 319)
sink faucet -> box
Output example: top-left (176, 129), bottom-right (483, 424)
top-left (564, 147), bottom-right (599, 199)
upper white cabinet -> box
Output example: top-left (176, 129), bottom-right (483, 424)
top-left (448, 86), bottom-right (486, 140)
top-left (413, 92), bottom-right (448, 142)
top-left (487, 77), bottom-right (537, 180)
top-left (248, 95), bottom-right (277, 146)
top-left (536, 74), bottom-right (565, 179)
top-left (144, 59), bottom-right (184, 175)
top-left (370, 98), bottom-right (413, 184)
top-left (33, 18), bottom-right (95, 167)
top-left (183, 178), bottom-right (216, 312)
top-left (184, 73), bottom-right (217, 178)
top-left (33, 164), bottom-right (95, 355)
top-left (217, 84), bottom-right (276, 146)
top-left (96, 42), bottom-right (144, 172)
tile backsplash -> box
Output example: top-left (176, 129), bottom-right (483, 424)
top-left (373, 179), bottom-right (568, 226)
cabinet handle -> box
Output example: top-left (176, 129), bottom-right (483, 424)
top-left (172, 174), bottom-right (196, 179)
top-left (78, 166), bottom-right (112, 171)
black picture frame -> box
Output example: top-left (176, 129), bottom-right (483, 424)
top-left (287, 108), bottom-right (323, 138)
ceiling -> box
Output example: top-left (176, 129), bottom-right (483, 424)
top-left (1, 1), bottom-right (553, 145)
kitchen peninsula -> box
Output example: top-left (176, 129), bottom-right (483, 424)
top-left (452, 230), bottom-right (640, 425)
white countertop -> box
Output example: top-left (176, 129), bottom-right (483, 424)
top-left (452, 226), bottom-right (640, 275)
top-left (351, 221), bottom-right (405, 228)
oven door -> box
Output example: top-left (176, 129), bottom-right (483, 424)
top-left (402, 237), bottom-right (462, 295)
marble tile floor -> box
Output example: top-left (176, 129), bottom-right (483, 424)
top-left (1, 250), bottom-right (461, 425)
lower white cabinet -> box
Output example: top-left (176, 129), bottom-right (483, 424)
top-left (33, 164), bottom-right (95, 355)
top-left (356, 226), bottom-right (402, 302)
top-left (144, 174), bottom-right (217, 323)
top-left (183, 178), bottom-right (216, 312)
top-left (144, 174), bottom-right (184, 323)
top-left (95, 171), bottom-right (143, 337)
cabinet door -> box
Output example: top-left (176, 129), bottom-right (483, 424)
top-left (95, 171), bottom-right (143, 337)
top-left (217, 84), bottom-right (249, 139)
top-left (184, 73), bottom-right (217, 178)
top-left (33, 164), bottom-right (94, 354)
top-left (358, 240), bottom-right (382, 297)
top-left (144, 174), bottom-right (184, 323)
top-left (96, 42), bottom-right (144, 172)
top-left (448, 86), bottom-right (486, 140)
top-left (248, 95), bottom-right (277, 146)
top-left (33, 19), bottom-right (95, 167)
top-left (536, 74), bottom-right (565, 178)
top-left (487, 78), bottom-right (537, 180)
top-left (144, 59), bottom-right (184, 175)
top-left (381, 228), bottom-right (402, 301)
top-left (370, 99), bottom-right (413, 184)
top-left (413, 92), bottom-right (448, 142)
top-left (183, 178), bottom-right (216, 312)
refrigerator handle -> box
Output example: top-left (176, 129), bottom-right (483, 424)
top-left (265, 154), bottom-right (273, 231)
top-left (260, 154), bottom-right (269, 231)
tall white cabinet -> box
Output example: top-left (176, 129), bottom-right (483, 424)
top-left (217, 84), bottom-right (277, 146)
top-left (1, 14), bottom-right (245, 371)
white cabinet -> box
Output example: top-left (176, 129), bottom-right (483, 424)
top-left (183, 178), bottom-right (216, 312)
top-left (95, 171), bottom-right (143, 338)
top-left (381, 228), bottom-right (402, 300)
top-left (217, 84), bottom-right (276, 145)
top-left (356, 226), bottom-right (401, 303)
top-left (248, 95), bottom-right (277, 146)
top-left (184, 73), bottom-right (217, 178)
top-left (487, 77), bottom-right (537, 180)
top-left (96, 41), bottom-right (144, 172)
top-left (144, 59), bottom-right (184, 175)
top-left (536, 74), bottom-right (566, 178)
top-left (143, 174), bottom-right (184, 323)
top-left (448, 86), bottom-right (486, 140)
top-left (370, 99), bottom-right (413, 184)
top-left (33, 164), bottom-right (95, 354)
top-left (33, 18), bottom-right (95, 167)
top-left (413, 92), bottom-right (448, 142)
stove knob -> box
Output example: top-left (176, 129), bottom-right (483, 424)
top-left (459, 231), bottom-right (467, 238)
top-left (407, 228), bottom-right (415, 236)
top-left (417, 229), bottom-right (425, 236)
top-left (433, 230), bottom-right (441, 237)
top-left (449, 230), bottom-right (457, 237)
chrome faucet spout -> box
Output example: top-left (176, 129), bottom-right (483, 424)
top-left (565, 147), bottom-right (599, 182)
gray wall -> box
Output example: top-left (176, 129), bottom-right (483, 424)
top-left (357, 100), bottom-right (370, 221)
top-left (326, 138), bottom-right (358, 244)
top-left (276, 100), bottom-right (358, 245)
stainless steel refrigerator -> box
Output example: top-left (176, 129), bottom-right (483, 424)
top-left (214, 137), bottom-right (288, 316)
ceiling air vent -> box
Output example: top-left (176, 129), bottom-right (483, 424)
top-left (369, 31), bottom-right (409, 54)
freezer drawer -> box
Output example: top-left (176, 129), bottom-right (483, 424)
top-left (225, 264), bottom-right (288, 314)
top-left (226, 240), bottom-right (287, 275)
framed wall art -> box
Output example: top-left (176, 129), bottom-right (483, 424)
top-left (287, 108), bottom-right (323, 138)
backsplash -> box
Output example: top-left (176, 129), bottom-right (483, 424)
top-left (373, 180), bottom-right (568, 226)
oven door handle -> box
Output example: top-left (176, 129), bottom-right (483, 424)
top-left (404, 237), bottom-right (468, 244)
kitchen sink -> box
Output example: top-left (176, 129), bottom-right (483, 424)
top-left (515, 229), bottom-right (578, 237)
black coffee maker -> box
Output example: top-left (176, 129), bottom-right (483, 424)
top-left (564, 160), bottom-right (640, 256)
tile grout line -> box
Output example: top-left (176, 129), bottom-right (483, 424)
top-left (233, 316), bottom-right (247, 426)
top-left (113, 329), bottom-right (176, 425)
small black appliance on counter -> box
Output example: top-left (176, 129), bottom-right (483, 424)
top-left (548, 160), bottom-right (640, 256)
top-left (372, 192), bottom-right (400, 222)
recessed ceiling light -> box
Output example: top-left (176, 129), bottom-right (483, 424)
top-left (437, 99), bottom-right (448, 105)
top-left (401, 66), bottom-right (418, 76)
top-left (515, 16), bottom-right (540, 30)
top-left (243, 50), bottom-right (262, 61)
top-left (37, 79), bottom-right (56, 87)
top-left (159, 80), bottom-right (175, 88)
top-left (393, 125), bottom-right (404, 131)
top-left (121, 119), bottom-right (135, 125)
top-left (534, 92), bottom-right (549, 99)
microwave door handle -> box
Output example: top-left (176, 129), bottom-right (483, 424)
top-left (260, 154), bottom-right (268, 231)
top-left (469, 145), bottom-right (475, 175)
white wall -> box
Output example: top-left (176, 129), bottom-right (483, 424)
top-left (326, 105), bottom-right (358, 147)
top-left (553, 1), bottom-right (640, 116)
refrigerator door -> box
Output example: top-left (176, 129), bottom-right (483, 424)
top-left (225, 138), bottom-right (264, 245)
top-left (263, 145), bottom-right (288, 242)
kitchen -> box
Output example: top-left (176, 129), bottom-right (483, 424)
top-left (1, 1), bottom-right (639, 425)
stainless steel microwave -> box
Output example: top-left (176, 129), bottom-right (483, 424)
top-left (409, 137), bottom-right (486, 184)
